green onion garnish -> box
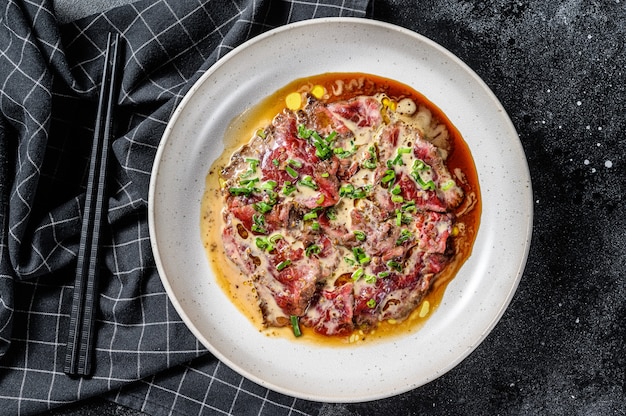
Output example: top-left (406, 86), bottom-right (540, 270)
top-left (396, 229), bottom-right (413, 245)
top-left (259, 180), bottom-right (277, 191)
top-left (303, 211), bottom-right (318, 221)
top-left (253, 201), bottom-right (273, 214)
top-left (305, 244), bottom-right (321, 257)
top-left (287, 158), bottom-right (303, 168)
top-left (364, 274), bottom-right (377, 284)
top-left (353, 230), bottom-right (366, 241)
top-left (441, 179), bottom-right (456, 191)
top-left (352, 247), bottom-right (370, 265)
top-left (298, 175), bottom-right (317, 190)
top-left (276, 259), bottom-right (292, 271)
top-left (387, 260), bottom-right (403, 272)
top-left (366, 299), bottom-right (377, 308)
top-left (255, 237), bottom-right (273, 251)
top-left (351, 268), bottom-right (364, 281)
top-left (251, 214), bottom-right (267, 234)
top-left (290, 315), bottom-right (302, 337)
top-left (282, 181), bottom-right (296, 195)
top-left (381, 169), bottom-right (396, 184)
top-left (285, 165), bottom-right (299, 178)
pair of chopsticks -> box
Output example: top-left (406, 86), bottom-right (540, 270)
top-left (64, 33), bottom-right (122, 376)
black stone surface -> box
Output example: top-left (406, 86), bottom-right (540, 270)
top-left (45, 0), bottom-right (625, 414)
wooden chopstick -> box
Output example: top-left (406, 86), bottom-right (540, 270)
top-left (64, 32), bottom-right (122, 376)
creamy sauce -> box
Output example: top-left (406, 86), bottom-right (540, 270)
top-left (201, 73), bottom-right (481, 345)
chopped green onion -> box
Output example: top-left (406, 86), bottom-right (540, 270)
top-left (285, 165), bottom-right (299, 178)
top-left (351, 268), bottom-right (364, 281)
top-left (381, 169), bottom-right (396, 184)
top-left (390, 184), bottom-right (402, 195)
top-left (320, 172), bottom-right (330, 178)
top-left (290, 315), bottom-right (302, 337)
top-left (251, 214), bottom-right (267, 234)
top-left (311, 221), bottom-right (320, 231)
top-left (240, 177), bottom-right (259, 186)
top-left (364, 274), bottom-right (377, 284)
top-left (253, 201), bottom-right (273, 214)
top-left (297, 124), bottom-right (313, 139)
top-left (298, 175), bottom-right (318, 190)
top-left (339, 184), bottom-right (355, 197)
top-left (362, 146), bottom-right (378, 169)
top-left (441, 179), bottom-right (456, 191)
top-left (287, 159), bottom-right (303, 168)
top-left (366, 298), bottom-right (377, 308)
top-left (245, 158), bottom-right (260, 171)
top-left (276, 259), bottom-right (292, 271)
top-left (401, 201), bottom-right (416, 212)
top-left (353, 230), bottom-right (366, 241)
top-left (395, 209), bottom-right (412, 226)
top-left (391, 195), bottom-right (404, 203)
top-left (303, 211), bottom-right (318, 221)
top-left (387, 260), bottom-right (403, 272)
top-left (272, 158), bottom-right (279, 166)
top-left (378, 271), bottom-right (390, 278)
top-left (316, 194), bottom-right (325, 205)
top-left (339, 184), bottom-right (370, 199)
top-left (298, 125), bottom-right (336, 160)
top-left (412, 159), bottom-right (428, 171)
top-left (352, 247), bottom-right (370, 265)
top-left (305, 244), bottom-right (321, 257)
top-left (282, 181), bottom-right (296, 195)
top-left (255, 237), bottom-right (273, 251)
top-left (256, 129), bottom-right (266, 139)
top-left (326, 207), bottom-right (337, 220)
top-left (344, 257), bottom-right (356, 266)
top-left (413, 174), bottom-right (436, 190)
top-left (333, 144), bottom-right (356, 158)
top-left (396, 229), bottom-right (413, 245)
top-left (259, 180), bottom-right (277, 190)
top-left (229, 187), bottom-right (255, 197)
top-left (269, 234), bottom-right (283, 244)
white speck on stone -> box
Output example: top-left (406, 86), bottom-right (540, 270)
top-left (575, 317), bottom-right (580, 324)
top-left (576, 100), bottom-right (582, 106)
top-left (591, 168), bottom-right (597, 173)
top-left (597, 143), bottom-right (601, 147)
top-left (584, 159), bottom-right (590, 165)
top-left (598, 126), bottom-right (602, 131)
top-left (586, 125), bottom-right (591, 130)
top-left (605, 160), bottom-right (613, 168)
top-left (587, 34), bottom-right (593, 39)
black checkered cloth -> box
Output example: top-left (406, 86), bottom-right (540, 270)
top-left (0, 0), bottom-right (368, 414)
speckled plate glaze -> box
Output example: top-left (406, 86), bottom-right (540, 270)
top-left (148, 18), bottom-right (533, 402)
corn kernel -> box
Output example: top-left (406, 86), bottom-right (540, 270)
top-left (285, 92), bottom-right (302, 110)
top-left (311, 85), bottom-right (325, 99)
top-left (418, 301), bottom-right (430, 318)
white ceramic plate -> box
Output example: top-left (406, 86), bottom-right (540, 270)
top-left (149, 18), bottom-right (533, 403)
